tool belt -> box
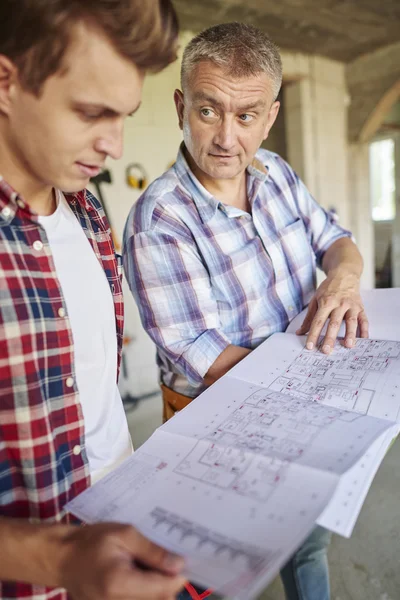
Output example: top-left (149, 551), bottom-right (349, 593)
top-left (160, 384), bottom-right (193, 422)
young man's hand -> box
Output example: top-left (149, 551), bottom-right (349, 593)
top-left (0, 519), bottom-right (186, 600)
top-left (60, 523), bottom-right (186, 600)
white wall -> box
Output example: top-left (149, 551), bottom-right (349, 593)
top-left (98, 35), bottom-right (191, 397)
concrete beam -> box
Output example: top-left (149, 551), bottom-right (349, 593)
top-left (347, 41), bottom-right (400, 142)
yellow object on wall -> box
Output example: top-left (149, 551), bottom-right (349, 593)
top-left (126, 163), bottom-right (148, 190)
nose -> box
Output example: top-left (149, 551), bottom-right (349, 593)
top-left (95, 120), bottom-right (124, 161)
top-left (213, 116), bottom-right (235, 151)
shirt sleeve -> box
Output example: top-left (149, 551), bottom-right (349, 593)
top-left (123, 228), bottom-right (231, 388)
top-left (290, 166), bottom-right (353, 269)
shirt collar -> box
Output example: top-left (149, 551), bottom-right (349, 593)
top-left (174, 146), bottom-right (220, 223)
top-left (0, 175), bottom-right (21, 222)
top-left (64, 189), bottom-right (94, 213)
top-left (174, 145), bottom-right (270, 224)
top-left (248, 156), bottom-right (269, 182)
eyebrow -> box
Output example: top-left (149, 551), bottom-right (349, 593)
top-left (73, 100), bottom-right (142, 117)
top-left (192, 93), bottom-right (266, 112)
top-left (238, 100), bottom-right (267, 111)
top-left (192, 93), bottom-right (224, 109)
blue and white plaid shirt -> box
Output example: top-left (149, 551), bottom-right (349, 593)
top-left (123, 146), bottom-right (351, 397)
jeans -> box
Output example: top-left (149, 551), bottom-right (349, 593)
top-left (280, 527), bottom-right (331, 600)
top-left (176, 526), bottom-right (331, 600)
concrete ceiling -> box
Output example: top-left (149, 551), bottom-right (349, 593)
top-left (172, 0), bottom-right (400, 63)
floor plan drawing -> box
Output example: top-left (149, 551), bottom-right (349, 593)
top-left (173, 388), bottom-right (361, 502)
top-left (141, 506), bottom-right (284, 596)
top-left (174, 440), bottom-right (287, 502)
top-left (146, 506), bottom-right (273, 570)
top-left (268, 338), bottom-right (400, 419)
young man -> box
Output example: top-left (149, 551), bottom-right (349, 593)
top-left (0, 1), bottom-right (186, 599)
top-left (123, 23), bottom-right (369, 600)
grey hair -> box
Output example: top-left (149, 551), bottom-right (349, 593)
top-left (181, 23), bottom-right (283, 100)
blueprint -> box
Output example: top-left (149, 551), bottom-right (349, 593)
top-left (269, 338), bottom-right (400, 421)
top-left (228, 333), bottom-right (400, 536)
top-left (230, 334), bottom-right (400, 423)
top-left (66, 420), bottom-right (340, 599)
top-left (66, 341), bottom-right (394, 600)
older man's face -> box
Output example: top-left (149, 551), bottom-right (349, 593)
top-left (175, 61), bottom-right (279, 182)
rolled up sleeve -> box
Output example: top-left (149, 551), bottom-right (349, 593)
top-left (123, 229), bottom-right (230, 387)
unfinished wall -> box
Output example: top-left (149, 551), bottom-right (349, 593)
top-left (284, 56), bottom-right (350, 229)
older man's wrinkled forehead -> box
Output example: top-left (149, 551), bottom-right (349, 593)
top-left (184, 60), bottom-right (276, 108)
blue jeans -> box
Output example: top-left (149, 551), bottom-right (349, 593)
top-left (280, 526), bottom-right (332, 600)
top-left (177, 527), bottom-right (331, 600)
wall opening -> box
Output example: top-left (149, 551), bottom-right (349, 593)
top-left (261, 87), bottom-right (287, 160)
top-left (370, 137), bottom-right (396, 287)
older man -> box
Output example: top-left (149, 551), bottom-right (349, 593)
top-left (124, 23), bottom-right (368, 600)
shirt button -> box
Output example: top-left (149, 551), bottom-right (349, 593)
top-left (33, 240), bottom-right (43, 251)
top-left (288, 305), bottom-right (294, 312)
top-left (58, 307), bottom-right (66, 318)
top-left (72, 445), bottom-right (81, 456)
top-left (66, 377), bottom-right (74, 388)
top-left (2, 206), bottom-right (11, 218)
top-left (17, 199), bottom-right (25, 209)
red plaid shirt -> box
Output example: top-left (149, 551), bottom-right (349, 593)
top-left (0, 176), bottom-right (124, 600)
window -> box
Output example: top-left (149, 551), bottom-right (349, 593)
top-left (370, 138), bottom-right (395, 221)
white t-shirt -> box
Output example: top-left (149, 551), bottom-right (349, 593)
top-left (39, 191), bottom-right (132, 483)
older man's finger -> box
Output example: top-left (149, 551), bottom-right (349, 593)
top-left (343, 310), bottom-right (359, 348)
top-left (305, 306), bottom-right (333, 350)
top-left (358, 311), bottom-right (369, 338)
top-left (321, 307), bottom-right (347, 353)
top-left (296, 297), bottom-right (318, 337)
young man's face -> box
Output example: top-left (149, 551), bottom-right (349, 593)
top-left (174, 61), bottom-right (280, 183)
top-left (1, 22), bottom-right (143, 193)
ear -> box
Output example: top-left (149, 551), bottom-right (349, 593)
top-left (0, 55), bottom-right (17, 116)
top-left (173, 89), bottom-right (185, 130)
top-left (262, 101), bottom-right (280, 141)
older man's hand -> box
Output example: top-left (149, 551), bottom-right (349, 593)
top-left (296, 271), bottom-right (369, 353)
